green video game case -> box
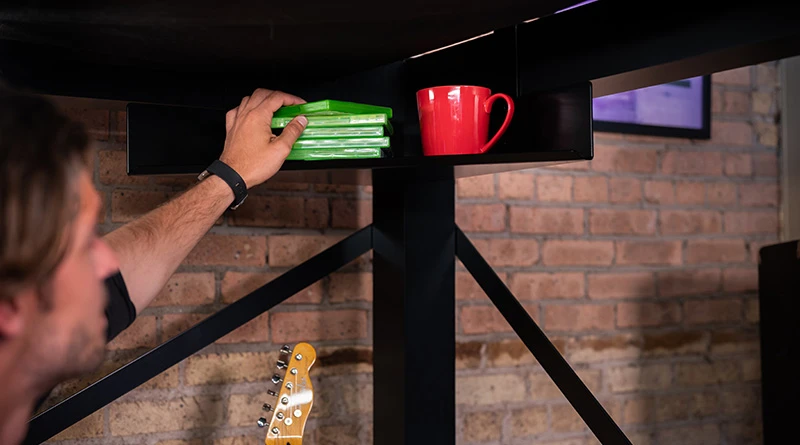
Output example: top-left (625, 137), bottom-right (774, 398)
top-left (297, 126), bottom-right (384, 139)
top-left (272, 113), bottom-right (394, 135)
top-left (286, 147), bottom-right (386, 161)
top-left (292, 137), bottom-right (390, 150)
top-left (274, 99), bottom-right (393, 119)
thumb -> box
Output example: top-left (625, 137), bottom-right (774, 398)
top-left (272, 115), bottom-right (308, 150)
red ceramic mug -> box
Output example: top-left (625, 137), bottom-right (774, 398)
top-left (416, 85), bottom-right (514, 156)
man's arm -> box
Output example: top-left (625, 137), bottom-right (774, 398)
top-left (104, 89), bottom-right (309, 314)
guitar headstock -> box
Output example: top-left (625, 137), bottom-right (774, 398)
top-left (258, 342), bottom-right (317, 445)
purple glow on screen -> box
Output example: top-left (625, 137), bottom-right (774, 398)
top-left (592, 76), bottom-right (705, 129)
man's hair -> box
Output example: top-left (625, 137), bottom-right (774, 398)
top-left (0, 86), bottom-right (91, 302)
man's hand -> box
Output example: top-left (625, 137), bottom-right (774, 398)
top-left (219, 88), bottom-right (308, 188)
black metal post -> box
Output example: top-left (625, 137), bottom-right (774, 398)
top-left (372, 167), bottom-right (456, 445)
top-left (23, 225), bottom-right (373, 445)
top-left (455, 227), bottom-right (631, 445)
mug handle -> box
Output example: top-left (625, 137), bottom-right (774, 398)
top-left (479, 93), bottom-right (515, 153)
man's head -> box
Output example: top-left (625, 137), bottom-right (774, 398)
top-left (0, 87), bottom-right (118, 387)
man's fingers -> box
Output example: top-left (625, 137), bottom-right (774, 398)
top-left (258, 91), bottom-right (307, 115)
top-left (271, 115), bottom-right (308, 151)
top-left (225, 108), bottom-right (237, 132)
top-left (242, 88), bottom-right (274, 112)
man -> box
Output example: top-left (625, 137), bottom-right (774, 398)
top-left (0, 86), bottom-right (308, 444)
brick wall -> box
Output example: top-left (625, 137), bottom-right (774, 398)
top-left (42, 61), bottom-right (780, 445)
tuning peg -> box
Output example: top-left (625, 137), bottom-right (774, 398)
top-left (271, 374), bottom-right (283, 384)
top-left (257, 417), bottom-right (268, 427)
top-left (262, 403), bottom-right (273, 412)
top-left (280, 344), bottom-right (292, 354)
top-left (267, 389), bottom-right (277, 397)
top-left (276, 360), bottom-right (287, 369)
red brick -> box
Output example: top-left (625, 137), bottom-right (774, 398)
top-left (457, 174), bottom-right (496, 198)
top-left (64, 107), bottom-right (110, 141)
top-left (707, 182), bottom-right (737, 206)
top-left (724, 153), bottom-right (752, 176)
top-left (724, 211), bottom-right (779, 235)
top-left (590, 209), bottom-right (656, 235)
top-left (220, 271), bottom-right (323, 304)
top-left (456, 203), bottom-right (506, 232)
top-left (588, 272), bottom-right (655, 299)
top-left (712, 121), bottom-right (754, 146)
top-left (315, 183), bottom-right (357, 193)
top-left (541, 240), bottom-right (614, 266)
top-left (722, 267), bottom-right (758, 292)
top-left (711, 89), bottom-right (723, 113)
top-left (713, 67), bottom-right (751, 85)
top-left (509, 207), bottom-right (584, 234)
top-left (617, 241), bottom-right (682, 266)
top-left (685, 239), bottom-right (747, 264)
top-left (268, 235), bottom-right (343, 267)
top-left (754, 121), bottom-right (779, 146)
top-left (270, 310), bottom-right (368, 342)
top-left (544, 304), bottom-right (614, 331)
top-left (497, 172), bottom-right (535, 199)
top-left (644, 180), bottom-right (674, 204)
top-left (473, 238), bottom-right (540, 267)
top-left (592, 145), bottom-right (658, 173)
top-left (661, 151), bottom-right (723, 176)
top-left (753, 153), bottom-right (779, 177)
top-left (115, 111), bottom-right (127, 143)
top-left (574, 176), bottom-right (609, 202)
top-left (756, 62), bottom-right (778, 86)
top-left (152, 272), bottom-right (216, 306)
top-left (617, 302), bottom-right (681, 328)
top-left (608, 364), bottom-right (671, 392)
top-left (508, 272), bottom-right (585, 300)
top-left (305, 197), bottom-right (330, 228)
top-left (609, 177), bottom-right (642, 204)
top-left (107, 316), bottom-right (157, 350)
top-left (658, 269), bottom-right (721, 297)
top-left (460, 304), bottom-right (538, 334)
top-left (111, 190), bottom-right (175, 223)
top-left (684, 299), bottom-right (743, 324)
top-left (331, 198), bottom-right (372, 229)
top-left (185, 234), bottom-right (266, 266)
top-left (329, 272), bottom-right (372, 302)
top-left (99, 150), bottom-right (150, 185)
top-left (739, 182), bottom-right (779, 207)
top-left (660, 210), bottom-right (722, 235)
top-left (676, 180), bottom-right (706, 205)
top-left (536, 175), bottom-right (572, 201)
top-left (723, 91), bottom-right (750, 114)
top-left (752, 91), bottom-right (775, 114)
top-left (229, 196), bottom-right (306, 228)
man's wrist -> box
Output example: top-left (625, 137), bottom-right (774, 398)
top-left (198, 160), bottom-right (248, 210)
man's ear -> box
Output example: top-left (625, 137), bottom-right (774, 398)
top-left (0, 291), bottom-right (32, 338)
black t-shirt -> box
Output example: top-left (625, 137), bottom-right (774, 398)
top-left (33, 271), bottom-right (136, 412)
top-left (104, 270), bottom-right (137, 341)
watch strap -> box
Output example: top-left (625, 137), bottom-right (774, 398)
top-left (200, 160), bottom-right (248, 210)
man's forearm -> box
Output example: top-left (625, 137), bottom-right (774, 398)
top-left (104, 175), bottom-right (234, 313)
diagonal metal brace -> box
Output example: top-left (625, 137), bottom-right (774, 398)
top-left (24, 225), bottom-right (374, 445)
top-left (454, 226), bottom-right (631, 445)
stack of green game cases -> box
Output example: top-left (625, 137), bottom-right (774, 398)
top-left (271, 100), bottom-right (393, 161)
